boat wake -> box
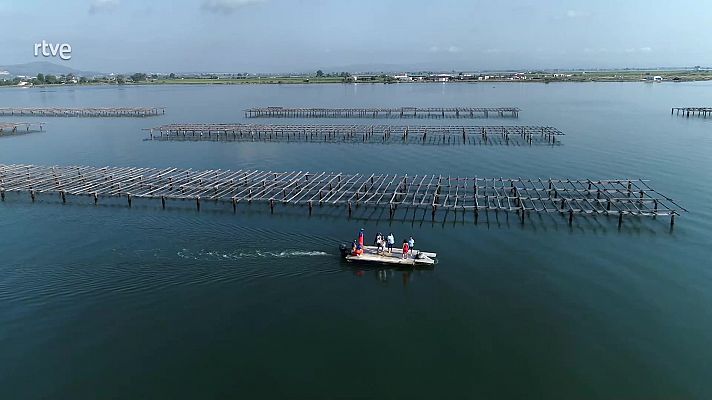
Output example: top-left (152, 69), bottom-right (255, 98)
top-left (177, 248), bottom-right (330, 261)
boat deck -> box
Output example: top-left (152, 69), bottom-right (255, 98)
top-left (345, 246), bottom-right (434, 266)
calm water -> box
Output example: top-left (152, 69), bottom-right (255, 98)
top-left (1, 82), bottom-right (711, 399)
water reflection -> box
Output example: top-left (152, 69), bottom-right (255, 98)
top-left (345, 262), bottom-right (435, 287)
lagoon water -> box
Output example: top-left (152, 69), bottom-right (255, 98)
top-left (1, 82), bottom-right (711, 399)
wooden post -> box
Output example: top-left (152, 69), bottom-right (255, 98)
top-left (196, 196), bottom-right (201, 211)
top-left (127, 194), bottom-right (132, 207)
top-left (627, 181), bottom-right (632, 197)
top-left (161, 196), bottom-right (166, 209)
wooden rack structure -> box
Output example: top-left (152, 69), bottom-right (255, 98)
top-left (0, 164), bottom-right (684, 227)
top-left (145, 124), bottom-right (563, 145)
top-left (0, 122), bottom-right (45, 135)
top-left (245, 107), bottom-right (520, 118)
top-left (0, 107), bottom-right (164, 117)
top-left (671, 107), bottom-right (712, 117)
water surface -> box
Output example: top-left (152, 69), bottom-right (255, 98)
top-left (1, 82), bottom-right (711, 399)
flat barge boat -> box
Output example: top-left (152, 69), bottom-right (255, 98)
top-left (339, 245), bottom-right (437, 266)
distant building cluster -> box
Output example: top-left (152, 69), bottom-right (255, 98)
top-left (351, 72), bottom-right (576, 82)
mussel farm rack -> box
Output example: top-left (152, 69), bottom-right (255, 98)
top-left (145, 124), bottom-right (562, 145)
top-left (0, 164), bottom-right (684, 227)
top-left (0, 122), bottom-right (45, 135)
top-left (671, 107), bottom-right (712, 117)
top-left (245, 107), bottom-right (520, 118)
top-left (0, 107), bottom-right (164, 117)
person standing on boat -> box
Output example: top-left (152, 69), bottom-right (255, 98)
top-left (374, 232), bottom-right (383, 252)
top-left (402, 240), bottom-right (410, 259)
top-left (387, 233), bottom-right (395, 253)
top-left (352, 240), bottom-right (363, 256)
top-left (358, 228), bottom-right (365, 247)
top-left (408, 236), bottom-right (415, 256)
top-left (375, 233), bottom-right (385, 254)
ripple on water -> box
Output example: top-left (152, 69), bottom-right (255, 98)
top-left (176, 248), bottom-right (330, 261)
top-left (0, 219), bottom-right (343, 307)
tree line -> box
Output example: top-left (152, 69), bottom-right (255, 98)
top-left (0, 72), bottom-right (156, 86)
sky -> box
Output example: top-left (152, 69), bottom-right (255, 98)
top-left (1, 0), bottom-right (711, 73)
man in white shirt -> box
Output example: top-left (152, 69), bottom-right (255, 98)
top-left (386, 233), bottom-right (395, 253)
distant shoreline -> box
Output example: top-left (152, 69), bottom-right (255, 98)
top-left (2, 73), bottom-right (712, 89)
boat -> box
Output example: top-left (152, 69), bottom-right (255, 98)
top-left (339, 244), bottom-right (437, 266)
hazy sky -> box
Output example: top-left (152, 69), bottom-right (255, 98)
top-left (1, 0), bottom-right (711, 73)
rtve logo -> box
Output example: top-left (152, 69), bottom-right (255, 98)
top-left (34, 40), bottom-right (72, 61)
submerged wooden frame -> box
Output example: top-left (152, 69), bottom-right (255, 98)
top-left (145, 124), bottom-right (562, 145)
top-left (0, 164), bottom-right (685, 227)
